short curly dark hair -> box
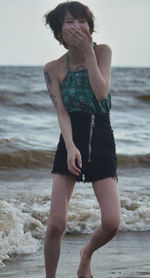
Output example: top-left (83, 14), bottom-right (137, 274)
top-left (44, 1), bottom-right (95, 49)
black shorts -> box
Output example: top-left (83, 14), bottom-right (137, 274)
top-left (51, 112), bottom-right (117, 183)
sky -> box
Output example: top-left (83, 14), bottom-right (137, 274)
top-left (0, 0), bottom-right (150, 67)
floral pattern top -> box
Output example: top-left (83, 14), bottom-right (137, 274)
top-left (60, 43), bottom-right (111, 114)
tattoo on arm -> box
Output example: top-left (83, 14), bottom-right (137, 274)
top-left (44, 71), bottom-right (57, 108)
top-left (44, 71), bottom-right (52, 84)
top-left (49, 93), bottom-right (57, 108)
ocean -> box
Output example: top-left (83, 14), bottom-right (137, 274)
top-left (0, 65), bottom-right (150, 269)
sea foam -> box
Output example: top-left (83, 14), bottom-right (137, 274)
top-left (0, 200), bottom-right (43, 268)
top-left (1, 192), bottom-right (150, 268)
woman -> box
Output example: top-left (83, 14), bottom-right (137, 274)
top-left (43, 1), bottom-right (121, 278)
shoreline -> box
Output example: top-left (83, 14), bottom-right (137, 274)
top-left (1, 231), bottom-right (150, 278)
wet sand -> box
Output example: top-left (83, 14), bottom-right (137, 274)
top-left (1, 232), bottom-right (150, 278)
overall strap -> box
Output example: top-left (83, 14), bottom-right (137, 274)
top-left (66, 52), bottom-right (70, 72)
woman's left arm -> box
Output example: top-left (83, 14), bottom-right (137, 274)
top-left (85, 43), bottom-right (112, 101)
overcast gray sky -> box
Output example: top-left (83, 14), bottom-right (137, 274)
top-left (0, 0), bottom-right (149, 67)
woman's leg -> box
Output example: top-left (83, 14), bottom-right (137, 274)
top-left (77, 177), bottom-right (121, 278)
top-left (44, 174), bottom-right (76, 278)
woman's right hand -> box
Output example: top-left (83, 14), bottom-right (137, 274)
top-left (67, 144), bottom-right (82, 176)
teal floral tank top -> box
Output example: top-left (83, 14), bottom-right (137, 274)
top-left (60, 43), bottom-right (111, 114)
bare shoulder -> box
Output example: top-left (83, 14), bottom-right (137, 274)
top-left (43, 60), bottom-right (58, 76)
top-left (94, 43), bottom-right (112, 59)
top-left (95, 43), bottom-right (112, 53)
top-left (95, 44), bottom-right (112, 64)
top-left (43, 54), bottom-right (66, 79)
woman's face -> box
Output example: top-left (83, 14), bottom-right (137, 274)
top-left (62, 11), bottom-right (90, 45)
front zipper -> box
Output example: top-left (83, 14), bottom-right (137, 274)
top-left (88, 114), bottom-right (95, 162)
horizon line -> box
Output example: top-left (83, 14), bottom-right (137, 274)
top-left (0, 64), bottom-right (150, 68)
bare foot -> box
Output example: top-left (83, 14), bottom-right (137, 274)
top-left (77, 245), bottom-right (93, 278)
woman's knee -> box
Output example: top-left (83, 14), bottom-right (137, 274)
top-left (102, 215), bottom-right (121, 237)
top-left (47, 218), bottom-right (67, 238)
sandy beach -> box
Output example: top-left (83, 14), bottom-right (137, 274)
top-left (1, 231), bottom-right (150, 278)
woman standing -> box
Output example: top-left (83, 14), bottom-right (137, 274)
top-left (44, 1), bottom-right (121, 278)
